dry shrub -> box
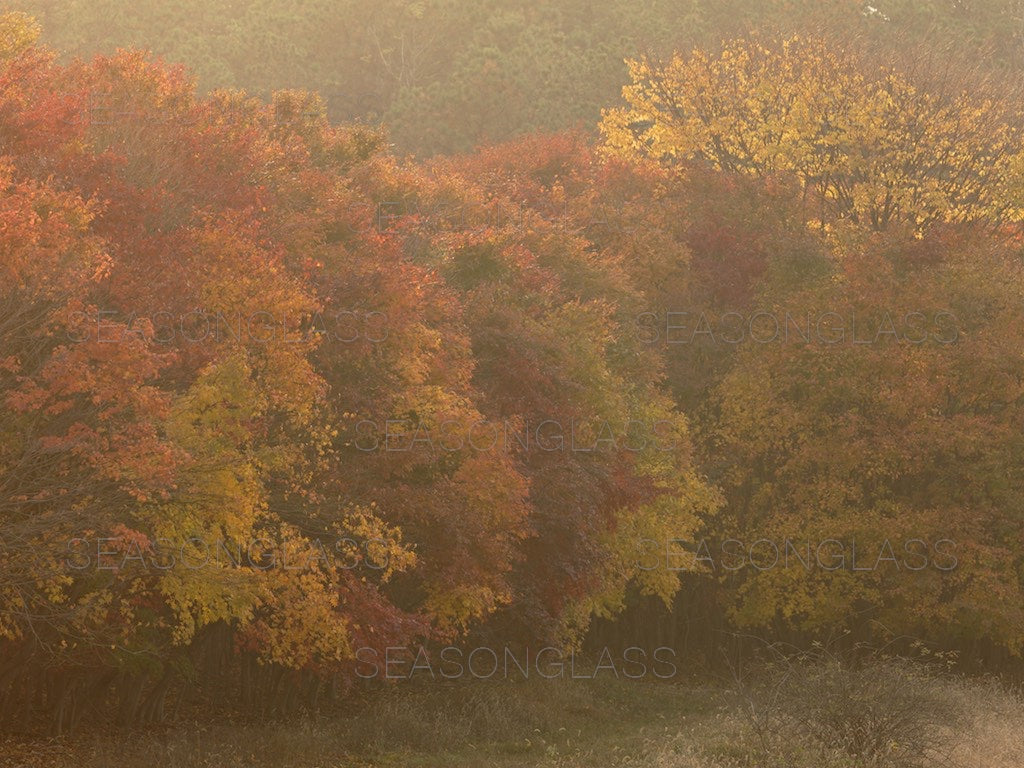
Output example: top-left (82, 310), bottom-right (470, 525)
top-left (729, 650), bottom-right (964, 767)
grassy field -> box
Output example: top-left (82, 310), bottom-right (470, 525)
top-left (3, 662), bottom-right (1022, 768)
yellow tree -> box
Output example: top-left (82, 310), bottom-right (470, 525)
top-left (602, 35), bottom-right (1024, 232)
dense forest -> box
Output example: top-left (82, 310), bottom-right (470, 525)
top-left (12, 0), bottom-right (1024, 153)
top-left (0, 3), bottom-right (1023, 767)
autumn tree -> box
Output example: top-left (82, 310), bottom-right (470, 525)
top-left (704, 227), bottom-right (1024, 656)
top-left (602, 35), bottom-right (1024, 232)
top-left (0, 17), bottom-right (723, 730)
top-left (389, 133), bottom-right (721, 646)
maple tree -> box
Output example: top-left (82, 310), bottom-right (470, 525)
top-left (0, 15), bottom-right (720, 728)
top-left (602, 35), bottom-right (1024, 232)
top-left (601, 31), bottom-right (1024, 662)
top-left (3, 8), bottom-right (1024, 733)
top-left (704, 227), bottom-right (1024, 654)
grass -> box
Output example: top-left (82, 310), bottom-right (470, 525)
top-left (1, 665), bottom-right (1021, 768)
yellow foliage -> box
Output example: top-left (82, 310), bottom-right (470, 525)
top-left (0, 12), bottom-right (40, 60)
top-left (602, 36), bottom-right (1024, 232)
